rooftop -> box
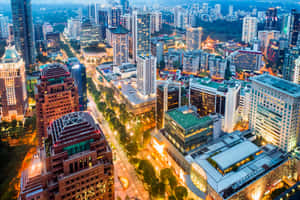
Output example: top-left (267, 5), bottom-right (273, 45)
top-left (41, 63), bottom-right (70, 79)
top-left (191, 77), bottom-right (225, 89)
top-left (1, 46), bottom-right (20, 63)
top-left (251, 74), bottom-right (300, 97)
top-left (110, 26), bottom-right (129, 34)
top-left (166, 106), bottom-right (212, 130)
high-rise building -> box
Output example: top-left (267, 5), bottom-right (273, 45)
top-left (80, 19), bottom-right (102, 47)
top-left (132, 11), bottom-right (151, 62)
top-left (283, 47), bottom-right (300, 84)
top-left (11, 0), bottom-right (36, 70)
top-left (242, 16), bottom-right (257, 43)
top-left (34, 22), bottom-right (44, 41)
top-left (189, 78), bottom-right (241, 132)
top-left (0, 14), bottom-right (9, 39)
top-left (186, 26), bottom-right (202, 50)
top-left (0, 46), bottom-right (27, 121)
top-left (71, 64), bottom-right (87, 111)
top-left (228, 5), bottom-right (234, 16)
top-left (88, 3), bottom-right (96, 23)
top-left (156, 81), bottom-right (181, 129)
top-left (19, 112), bottom-right (114, 200)
top-left (151, 11), bottom-right (162, 34)
top-left (42, 22), bottom-right (53, 41)
top-left (110, 7), bottom-right (122, 28)
top-left (258, 30), bottom-right (280, 55)
top-left (230, 49), bottom-right (262, 71)
top-left (121, 13), bottom-right (131, 31)
top-left (182, 50), bottom-right (201, 74)
top-left (214, 4), bottom-right (221, 16)
top-left (289, 9), bottom-right (300, 47)
top-left (36, 63), bottom-right (79, 145)
top-left (250, 74), bottom-right (300, 152)
top-left (111, 26), bottom-right (129, 66)
top-left (120, 0), bottom-right (129, 14)
top-left (265, 7), bottom-right (278, 30)
top-left (65, 18), bottom-right (81, 40)
top-left (137, 56), bottom-right (156, 96)
top-left (97, 9), bottom-right (108, 40)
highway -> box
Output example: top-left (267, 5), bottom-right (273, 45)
top-left (88, 94), bottom-right (149, 200)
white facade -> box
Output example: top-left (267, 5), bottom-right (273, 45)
top-left (112, 30), bottom-right (129, 66)
top-left (137, 56), bottom-right (156, 96)
top-left (42, 22), bottom-right (53, 41)
top-left (186, 26), bottom-right (203, 50)
top-left (65, 18), bottom-right (81, 40)
top-left (151, 11), bottom-right (162, 34)
top-left (121, 14), bottom-right (131, 31)
top-left (242, 16), bottom-right (257, 43)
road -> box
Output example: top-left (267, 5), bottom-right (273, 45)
top-left (88, 94), bottom-right (149, 200)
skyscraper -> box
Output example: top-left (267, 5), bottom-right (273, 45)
top-left (186, 26), bottom-right (203, 50)
top-left (71, 64), bottom-right (87, 111)
top-left (0, 14), bottom-right (9, 39)
top-left (88, 3), bottom-right (96, 23)
top-left (250, 74), bottom-right (300, 152)
top-left (11, 0), bottom-right (35, 70)
top-left (120, 0), bottom-right (129, 14)
top-left (110, 7), bottom-right (122, 27)
top-left (137, 56), bottom-right (156, 96)
top-left (19, 112), bottom-right (114, 200)
top-left (289, 9), bottom-right (300, 47)
top-left (97, 9), bottom-right (108, 40)
top-left (132, 11), bottom-right (151, 62)
top-left (265, 7), bottom-right (278, 30)
top-left (36, 63), bottom-right (79, 145)
top-left (283, 47), bottom-right (300, 84)
top-left (242, 16), bottom-right (257, 43)
top-left (0, 46), bottom-right (27, 121)
top-left (111, 26), bottom-right (129, 66)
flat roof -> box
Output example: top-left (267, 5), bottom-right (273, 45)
top-left (251, 74), bottom-right (300, 97)
top-left (192, 77), bottom-right (225, 89)
top-left (166, 108), bottom-right (212, 130)
top-left (211, 141), bottom-right (260, 170)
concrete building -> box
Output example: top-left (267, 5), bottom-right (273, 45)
top-left (258, 30), bottom-right (280, 55)
top-left (189, 77), bottom-right (241, 132)
top-left (265, 7), bottom-right (278, 30)
top-left (183, 50), bottom-right (201, 74)
top-left (42, 22), bottom-right (53, 41)
top-left (111, 26), bottom-right (129, 66)
top-left (242, 16), bottom-right (257, 43)
top-left (151, 11), bottom-right (162, 34)
top-left (137, 55), bottom-right (156, 96)
top-left (185, 131), bottom-right (299, 200)
top-left (132, 11), bottom-right (151, 62)
top-left (65, 18), bottom-right (81, 40)
top-left (109, 6), bottom-right (122, 28)
top-left (19, 112), bottom-right (114, 200)
top-left (250, 74), bottom-right (300, 152)
top-left (230, 49), bottom-right (262, 71)
top-left (0, 46), bottom-right (27, 121)
top-left (186, 26), bottom-right (203, 50)
top-left (289, 9), bottom-right (300, 47)
top-left (0, 14), bottom-right (9, 39)
top-left (36, 63), bottom-right (79, 145)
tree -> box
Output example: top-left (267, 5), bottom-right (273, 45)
top-left (138, 160), bottom-right (157, 186)
top-left (126, 141), bottom-right (138, 157)
top-left (175, 186), bottom-right (188, 200)
top-left (168, 195), bottom-right (176, 200)
top-left (169, 174), bottom-right (178, 191)
top-left (160, 168), bottom-right (173, 184)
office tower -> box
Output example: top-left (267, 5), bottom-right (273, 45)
top-left (156, 81), bottom-right (181, 129)
top-left (250, 74), bottom-right (300, 152)
top-left (42, 22), bottom-right (53, 41)
top-left (230, 49), bottom-right (262, 71)
top-left (137, 56), bottom-right (156, 96)
top-left (80, 19), bottom-right (101, 47)
top-left (19, 112), bottom-right (114, 200)
top-left (155, 41), bottom-right (164, 64)
top-left (36, 63), bottom-right (79, 145)
top-left (121, 0), bottom-right (129, 14)
top-left (283, 47), bottom-right (300, 84)
top-left (183, 50), bottom-right (201, 74)
top-left (110, 7), bottom-right (122, 27)
top-left (97, 9), bottom-right (108, 40)
top-left (0, 14), bottom-right (9, 39)
top-left (282, 14), bottom-right (291, 39)
top-left (11, 0), bottom-right (35, 70)
top-left (202, 3), bottom-right (209, 14)
top-left (289, 9), bottom-right (300, 47)
top-left (121, 13), bottom-right (131, 31)
top-left (65, 18), bottom-right (81, 40)
top-left (186, 26), bottom-right (202, 50)
top-left (266, 39), bottom-right (280, 65)
top-left (151, 11), bottom-right (162, 34)
top-left (242, 16), bottom-right (258, 43)
top-left (228, 5), bottom-right (234, 16)
top-left (189, 78), bottom-right (241, 132)
top-left (214, 4), bottom-right (221, 16)
top-left (0, 46), bottom-right (27, 121)
top-left (71, 64), bottom-right (87, 111)
top-left (132, 11), bottom-right (151, 62)
top-left (174, 6), bottom-right (186, 29)
top-left (265, 7), bottom-right (278, 30)
top-left (34, 23), bottom-right (43, 41)
top-left (111, 26), bottom-right (129, 66)
top-left (258, 30), bottom-right (280, 55)
top-left (163, 106), bottom-right (214, 154)
top-left (88, 3), bottom-right (96, 23)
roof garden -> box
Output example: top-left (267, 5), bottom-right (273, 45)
top-left (166, 107), bottom-right (212, 130)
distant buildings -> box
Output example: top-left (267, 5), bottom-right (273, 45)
top-left (151, 11), bottom-right (162, 34)
top-left (65, 18), bottom-right (81, 40)
top-left (109, 7), bottom-right (122, 28)
top-left (186, 131), bottom-right (299, 200)
top-left (230, 49), bottom-right (262, 71)
top-left (0, 14), bottom-right (9, 39)
top-left (111, 26), bottom-right (129, 66)
top-left (189, 78), bottom-right (241, 132)
top-left (0, 46), bottom-right (27, 121)
top-left (36, 63), bottom-right (79, 145)
top-left (137, 55), bottom-right (156, 96)
top-left (265, 7), bottom-right (278, 30)
top-left (186, 26), bottom-right (203, 50)
top-left (289, 9), bottom-right (300, 47)
top-left (257, 30), bottom-right (280, 55)
top-left (250, 74), bottom-right (300, 152)
top-left (183, 50), bottom-right (201, 73)
top-left (42, 22), bottom-right (53, 41)
top-left (19, 112), bottom-right (114, 200)
top-left (11, 0), bottom-right (36, 70)
top-left (97, 9), bottom-right (108, 40)
top-left (242, 16), bottom-right (257, 43)
top-left (80, 19), bottom-right (102, 47)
